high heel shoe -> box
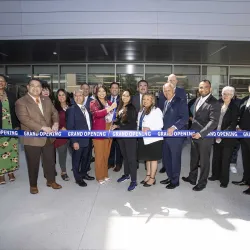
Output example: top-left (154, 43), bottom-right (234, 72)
top-left (8, 173), bottom-right (16, 182)
top-left (140, 175), bottom-right (150, 184)
top-left (143, 177), bottom-right (156, 187)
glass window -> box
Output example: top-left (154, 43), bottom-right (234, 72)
top-left (0, 67), bottom-right (5, 74)
top-left (6, 66), bottom-right (32, 98)
top-left (145, 65), bottom-right (172, 94)
top-left (88, 65), bottom-right (115, 90)
top-left (116, 64), bottom-right (143, 94)
top-left (33, 65), bottom-right (58, 93)
top-left (60, 65), bottom-right (86, 93)
top-left (230, 67), bottom-right (250, 99)
top-left (202, 66), bottom-right (228, 99)
top-left (174, 65), bottom-right (201, 101)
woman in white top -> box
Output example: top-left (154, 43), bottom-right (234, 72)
top-left (137, 93), bottom-right (163, 187)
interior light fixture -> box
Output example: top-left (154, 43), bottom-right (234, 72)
top-left (231, 77), bottom-right (250, 80)
top-left (126, 65), bottom-right (134, 74)
top-left (100, 44), bottom-right (108, 56)
top-left (53, 52), bottom-right (57, 55)
top-left (0, 52), bottom-right (8, 57)
top-left (208, 45), bottom-right (227, 57)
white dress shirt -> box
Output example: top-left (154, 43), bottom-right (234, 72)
top-left (111, 95), bottom-right (118, 103)
top-left (246, 96), bottom-right (250, 108)
top-left (28, 93), bottom-right (44, 115)
top-left (77, 104), bottom-right (91, 130)
top-left (196, 93), bottom-right (211, 111)
top-left (83, 96), bottom-right (88, 106)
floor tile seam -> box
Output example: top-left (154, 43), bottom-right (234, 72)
top-left (77, 183), bottom-right (101, 250)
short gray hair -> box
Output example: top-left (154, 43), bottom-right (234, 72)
top-left (222, 86), bottom-right (235, 96)
top-left (163, 82), bottom-right (175, 90)
top-left (73, 89), bottom-right (84, 95)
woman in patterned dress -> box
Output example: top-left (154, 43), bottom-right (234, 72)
top-left (0, 74), bottom-right (20, 184)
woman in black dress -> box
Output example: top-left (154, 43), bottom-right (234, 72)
top-left (111, 90), bottom-right (138, 191)
top-left (137, 93), bottom-right (163, 187)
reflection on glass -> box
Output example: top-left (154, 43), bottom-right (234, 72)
top-left (33, 74), bottom-right (59, 93)
top-left (174, 65), bottom-right (200, 101)
top-left (60, 74), bottom-right (87, 93)
top-left (202, 66), bottom-right (228, 99)
top-left (116, 65), bottom-right (143, 95)
top-left (229, 67), bottom-right (250, 99)
top-left (145, 65), bottom-right (172, 95)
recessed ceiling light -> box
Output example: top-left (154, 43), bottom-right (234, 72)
top-left (53, 52), bottom-right (57, 55)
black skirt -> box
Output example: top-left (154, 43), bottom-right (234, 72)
top-left (137, 139), bottom-right (163, 161)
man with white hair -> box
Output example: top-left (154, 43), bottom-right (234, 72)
top-left (160, 82), bottom-right (189, 189)
top-left (66, 89), bottom-right (95, 187)
top-left (158, 74), bottom-right (187, 173)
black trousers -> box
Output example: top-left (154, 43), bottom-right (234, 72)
top-left (118, 138), bottom-right (137, 181)
top-left (108, 139), bottom-right (123, 166)
top-left (72, 145), bottom-right (91, 182)
top-left (189, 138), bottom-right (213, 187)
top-left (24, 141), bottom-right (56, 187)
top-left (211, 142), bottom-right (234, 186)
top-left (240, 138), bottom-right (250, 184)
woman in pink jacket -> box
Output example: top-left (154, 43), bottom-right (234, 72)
top-left (90, 86), bottom-right (117, 184)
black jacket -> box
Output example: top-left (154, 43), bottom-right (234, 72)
top-left (218, 99), bottom-right (239, 146)
top-left (0, 91), bottom-right (20, 129)
top-left (114, 103), bottom-right (137, 130)
top-left (239, 96), bottom-right (250, 131)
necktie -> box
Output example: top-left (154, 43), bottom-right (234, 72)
top-left (81, 105), bottom-right (86, 116)
top-left (112, 97), bottom-right (115, 103)
top-left (35, 97), bottom-right (40, 104)
top-left (163, 101), bottom-right (169, 115)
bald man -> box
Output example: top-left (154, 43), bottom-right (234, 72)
top-left (158, 74), bottom-right (187, 173)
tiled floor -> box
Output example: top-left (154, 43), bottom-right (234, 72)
top-left (0, 143), bottom-right (249, 250)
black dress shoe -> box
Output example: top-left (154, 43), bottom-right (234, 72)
top-left (208, 176), bottom-right (218, 181)
top-left (83, 174), bottom-right (95, 181)
top-left (91, 157), bottom-right (95, 163)
top-left (220, 184), bottom-right (228, 188)
top-left (193, 184), bottom-right (205, 191)
top-left (159, 167), bottom-right (165, 173)
top-left (166, 183), bottom-right (179, 189)
top-left (76, 180), bottom-right (87, 187)
top-left (160, 178), bottom-right (171, 185)
top-left (232, 180), bottom-right (248, 186)
top-left (182, 176), bottom-right (196, 185)
top-left (243, 187), bottom-right (250, 195)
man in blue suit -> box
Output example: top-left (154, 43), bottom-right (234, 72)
top-left (66, 89), bottom-right (94, 187)
top-left (158, 74), bottom-right (187, 173)
top-left (107, 82), bottom-right (123, 172)
top-left (160, 82), bottom-right (189, 189)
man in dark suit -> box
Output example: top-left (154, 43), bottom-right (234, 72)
top-left (232, 84), bottom-right (250, 195)
top-left (80, 82), bottom-right (95, 165)
top-left (15, 78), bottom-right (61, 194)
top-left (132, 80), bottom-right (148, 113)
top-left (80, 82), bottom-right (94, 111)
top-left (182, 80), bottom-right (220, 191)
top-left (66, 89), bottom-right (94, 187)
top-left (160, 82), bottom-right (189, 189)
top-left (158, 74), bottom-right (187, 173)
top-left (107, 82), bottom-right (123, 172)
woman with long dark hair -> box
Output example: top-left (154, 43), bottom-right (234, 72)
top-left (111, 90), bottom-right (138, 191)
top-left (90, 86), bottom-right (117, 184)
top-left (54, 89), bottom-right (71, 181)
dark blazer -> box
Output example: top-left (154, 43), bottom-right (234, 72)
top-left (84, 95), bottom-right (94, 112)
top-left (163, 96), bottom-right (189, 131)
top-left (191, 94), bottom-right (220, 138)
top-left (158, 87), bottom-right (187, 111)
top-left (114, 103), bottom-right (137, 130)
top-left (239, 96), bottom-right (250, 131)
top-left (0, 91), bottom-right (19, 129)
top-left (66, 104), bottom-right (91, 147)
top-left (217, 99), bottom-right (239, 146)
top-left (131, 94), bottom-right (141, 114)
top-left (108, 95), bottom-right (120, 105)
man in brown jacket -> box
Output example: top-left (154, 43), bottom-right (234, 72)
top-left (15, 78), bottom-right (62, 194)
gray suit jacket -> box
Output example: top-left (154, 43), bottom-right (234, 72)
top-left (191, 94), bottom-right (220, 138)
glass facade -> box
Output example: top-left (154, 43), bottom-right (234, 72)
top-left (2, 63), bottom-right (250, 99)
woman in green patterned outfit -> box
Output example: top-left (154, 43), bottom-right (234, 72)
top-left (0, 74), bottom-right (20, 184)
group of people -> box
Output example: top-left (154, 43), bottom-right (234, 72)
top-left (0, 73), bottom-right (250, 195)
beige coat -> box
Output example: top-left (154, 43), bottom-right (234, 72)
top-left (15, 94), bottom-right (59, 146)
